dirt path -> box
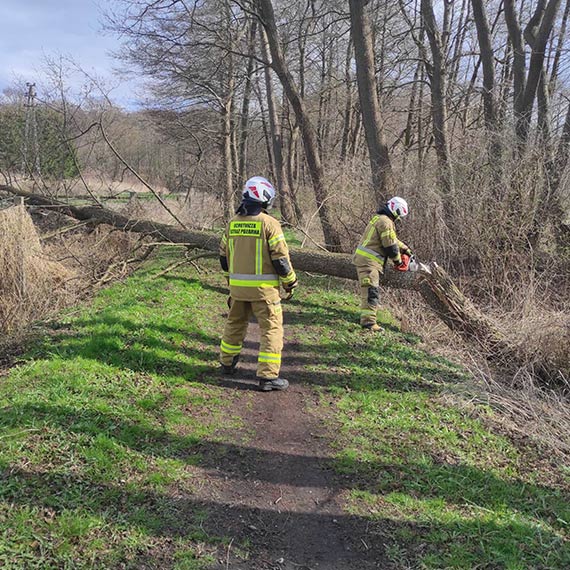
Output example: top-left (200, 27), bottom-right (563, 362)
top-left (194, 324), bottom-right (392, 570)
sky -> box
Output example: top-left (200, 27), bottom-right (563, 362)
top-left (0, 0), bottom-right (141, 108)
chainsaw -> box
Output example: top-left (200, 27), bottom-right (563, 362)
top-left (394, 253), bottom-right (431, 274)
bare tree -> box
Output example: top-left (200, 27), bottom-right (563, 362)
top-left (471, 0), bottom-right (503, 187)
top-left (421, 0), bottom-right (456, 200)
top-left (237, 18), bottom-right (258, 185)
top-left (256, 0), bottom-right (343, 251)
top-left (259, 26), bottom-right (297, 224)
top-left (505, 0), bottom-right (562, 144)
top-left (348, 0), bottom-right (394, 198)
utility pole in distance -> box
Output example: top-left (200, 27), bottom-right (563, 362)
top-left (22, 82), bottom-right (41, 178)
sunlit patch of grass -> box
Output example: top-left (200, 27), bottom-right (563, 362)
top-left (0, 253), bottom-right (241, 568)
top-left (284, 274), bottom-right (570, 568)
top-left (1, 251), bottom-right (569, 568)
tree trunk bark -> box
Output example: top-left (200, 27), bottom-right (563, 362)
top-left (448, 0), bottom-right (470, 92)
top-left (519, 0), bottom-right (561, 143)
top-left (471, 0), bottom-right (503, 191)
top-left (254, 75), bottom-right (275, 182)
top-left (421, 0), bottom-right (456, 202)
top-left (504, 0), bottom-right (527, 138)
top-left (221, 97), bottom-right (234, 221)
top-left (348, 0), bottom-right (394, 198)
top-left (259, 27), bottom-right (297, 224)
top-left (237, 18), bottom-right (258, 185)
top-left (549, 0), bottom-right (570, 92)
top-left (340, 39), bottom-right (354, 163)
top-left (471, 0), bottom-right (498, 131)
top-left (284, 99), bottom-right (304, 224)
top-left (257, 0), bottom-right (343, 251)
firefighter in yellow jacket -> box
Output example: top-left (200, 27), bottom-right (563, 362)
top-left (353, 197), bottom-right (412, 331)
top-left (219, 176), bottom-right (297, 391)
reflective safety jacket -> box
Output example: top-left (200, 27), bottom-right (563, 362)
top-left (219, 212), bottom-right (297, 301)
top-left (353, 211), bottom-right (410, 272)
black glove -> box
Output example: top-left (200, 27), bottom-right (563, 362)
top-left (402, 247), bottom-right (413, 257)
top-left (282, 279), bottom-right (298, 299)
top-left (227, 296), bottom-right (232, 309)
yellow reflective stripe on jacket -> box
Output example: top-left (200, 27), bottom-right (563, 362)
top-left (228, 239), bottom-right (235, 273)
top-left (230, 280), bottom-right (280, 288)
top-left (268, 233), bottom-right (285, 247)
top-left (355, 246), bottom-right (382, 261)
top-left (221, 340), bottom-right (242, 354)
top-left (255, 239), bottom-right (262, 275)
top-left (258, 352), bottom-right (281, 363)
top-left (280, 271), bottom-right (297, 285)
top-left (229, 273), bottom-right (279, 287)
top-left (221, 234), bottom-right (227, 245)
top-left (362, 215), bottom-right (380, 247)
top-left (380, 229), bottom-right (397, 241)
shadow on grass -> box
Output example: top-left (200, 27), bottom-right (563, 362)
top-left (2, 272), bottom-right (569, 567)
top-left (0, 402), bottom-right (568, 532)
top-left (36, 308), bottom-right (461, 395)
top-left (0, 415), bottom-right (568, 569)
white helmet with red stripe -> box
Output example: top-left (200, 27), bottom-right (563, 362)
top-left (387, 196), bottom-right (409, 220)
top-left (243, 176), bottom-right (276, 208)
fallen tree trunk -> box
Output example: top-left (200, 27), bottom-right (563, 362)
top-left (0, 185), bottom-right (562, 384)
top-left (1, 185), bottom-right (418, 289)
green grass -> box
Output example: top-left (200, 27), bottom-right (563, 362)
top-left (0, 253), bottom-right (239, 569)
top-left (1, 253), bottom-right (569, 569)
top-left (285, 277), bottom-right (570, 569)
top-left (66, 192), bottom-right (178, 207)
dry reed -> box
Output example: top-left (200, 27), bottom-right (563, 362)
top-left (0, 204), bottom-right (74, 334)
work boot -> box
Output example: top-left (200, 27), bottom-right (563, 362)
top-left (362, 323), bottom-right (381, 332)
top-left (258, 377), bottom-right (289, 391)
top-left (221, 354), bottom-right (240, 375)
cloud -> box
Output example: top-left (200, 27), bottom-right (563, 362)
top-left (0, 0), bottom-right (140, 108)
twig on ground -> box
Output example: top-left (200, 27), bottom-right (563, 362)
top-left (274, 488), bottom-right (283, 505)
top-left (225, 538), bottom-right (234, 570)
top-left (152, 251), bottom-right (217, 279)
top-left (141, 242), bottom-right (198, 247)
top-left (0, 428), bottom-right (40, 439)
top-left (153, 260), bottom-right (187, 279)
top-left (41, 220), bottom-right (92, 240)
top-left (125, 244), bottom-right (157, 265)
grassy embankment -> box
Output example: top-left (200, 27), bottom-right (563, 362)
top-left (0, 250), bottom-right (568, 569)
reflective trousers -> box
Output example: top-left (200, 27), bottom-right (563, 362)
top-left (220, 299), bottom-right (283, 379)
top-left (356, 266), bottom-right (380, 326)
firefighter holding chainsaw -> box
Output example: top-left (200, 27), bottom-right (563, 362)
top-left (219, 176), bottom-right (297, 391)
top-left (353, 196), bottom-right (413, 331)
